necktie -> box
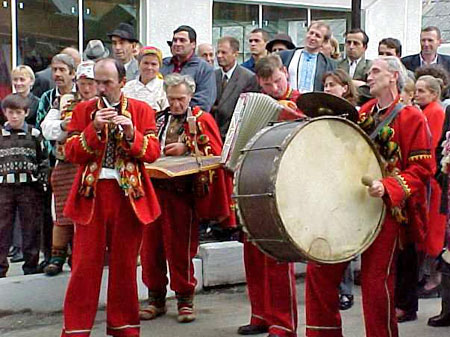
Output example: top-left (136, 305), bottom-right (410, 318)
top-left (222, 74), bottom-right (228, 92)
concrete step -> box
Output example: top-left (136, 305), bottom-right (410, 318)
top-left (0, 241), bottom-right (314, 313)
top-left (0, 259), bottom-right (202, 313)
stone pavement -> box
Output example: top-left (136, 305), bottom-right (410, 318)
top-left (0, 279), bottom-right (449, 337)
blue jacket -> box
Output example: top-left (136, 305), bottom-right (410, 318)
top-left (241, 57), bottom-right (256, 73)
top-left (161, 55), bottom-right (216, 112)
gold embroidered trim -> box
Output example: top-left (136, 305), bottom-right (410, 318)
top-left (306, 325), bottom-right (342, 330)
top-left (107, 324), bottom-right (140, 330)
top-left (408, 154), bottom-right (432, 161)
top-left (64, 328), bottom-right (92, 334)
top-left (80, 132), bottom-right (95, 154)
top-left (136, 134), bottom-right (150, 158)
top-left (393, 174), bottom-right (411, 198)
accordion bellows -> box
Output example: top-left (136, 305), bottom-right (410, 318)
top-left (221, 93), bottom-right (284, 171)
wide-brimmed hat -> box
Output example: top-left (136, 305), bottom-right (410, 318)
top-left (266, 33), bottom-right (296, 52)
top-left (107, 23), bottom-right (139, 43)
top-left (83, 40), bottom-right (110, 61)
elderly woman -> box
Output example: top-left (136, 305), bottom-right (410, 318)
top-left (122, 46), bottom-right (168, 111)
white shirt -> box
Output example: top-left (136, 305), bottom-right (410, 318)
top-left (122, 77), bottom-right (169, 112)
top-left (221, 61), bottom-right (238, 81)
top-left (348, 57), bottom-right (362, 78)
top-left (288, 49), bottom-right (318, 93)
top-left (41, 108), bottom-right (67, 142)
top-left (420, 53), bottom-right (438, 67)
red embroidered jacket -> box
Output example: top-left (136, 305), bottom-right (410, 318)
top-left (157, 106), bottom-right (236, 226)
top-left (359, 98), bottom-right (434, 242)
top-left (63, 96), bottom-right (161, 225)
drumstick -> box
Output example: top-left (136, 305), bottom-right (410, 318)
top-left (361, 175), bottom-right (374, 187)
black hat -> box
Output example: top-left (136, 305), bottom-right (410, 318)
top-left (266, 33), bottom-right (296, 52)
top-left (107, 23), bottom-right (139, 43)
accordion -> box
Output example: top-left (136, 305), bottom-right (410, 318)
top-left (221, 93), bottom-right (284, 171)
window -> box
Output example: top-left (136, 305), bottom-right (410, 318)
top-left (16, 0), bottom-right (79, 73)
top-left (83, 0), bottom-right (140, 51)
top-left (262, 5), bottom-right (307, 48)
top-left (311, 9), bottom-right (351, 51)
top-left (213, 2), bottom-right (259, 63)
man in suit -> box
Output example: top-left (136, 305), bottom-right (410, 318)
top-left (279, 21), bottom-right (335, 93)
top-left (338, 28), bottom-right (372, 104)
top-left (212, 36), bottom-right (259, 140)
top-left (402, 26), bottom-right (450, 73)
top-left (108, 23), bottom-right (140, 81)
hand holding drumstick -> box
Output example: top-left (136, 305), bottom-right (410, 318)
top-left (361, 176), bottom-right (385, 198)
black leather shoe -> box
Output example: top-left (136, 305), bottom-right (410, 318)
top-left (428, 313), bottom-right (450, 327)
top-left (339, 294), bottom-right (354, 310)
top-left (237, 324), bottom-right (269, 335)
top-left (397, 311), bottom-right (417, 323)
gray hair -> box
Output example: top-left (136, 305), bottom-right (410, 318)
top-left (51, 53), bottom-right (76, 73)
top-left (163, 73), bottom-right (196, 95)
top-left (376, 56), bottom-right (408, 91)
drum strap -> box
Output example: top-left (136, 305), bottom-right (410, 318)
top-left (369, 102), bottom-right (404, 140)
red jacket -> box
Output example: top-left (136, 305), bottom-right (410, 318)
top-left (157, 106), bottom-right (236, 225)
top-left (422, 101), bottom-right (445, 173)
top-left (359, 98), bottom-right (434, 243)
top-left (63, 96), bottom-right (161, 225)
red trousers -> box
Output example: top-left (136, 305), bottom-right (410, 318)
top-left (141, 188), bottom-right (198, 296)
top-left (305, 214), bottom-right (400, 337)
top-left (243, 238), bottom-right (298, 337)
top-left (61, 181), bottom-right (143, 337)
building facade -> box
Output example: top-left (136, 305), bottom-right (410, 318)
top-left (0, 0), bottom-right (422, 98)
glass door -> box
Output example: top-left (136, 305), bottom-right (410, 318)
top-left (83, 0), bottom-right (140, 52)
top-left (16, 0), bottom-right (79, 74)
top-left (0, 0), bottom-right (12, 99)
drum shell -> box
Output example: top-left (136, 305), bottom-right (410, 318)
top-left (235, 117), bottom-right (385, 263)
top-left (236, 121), bottom-right (308, 261)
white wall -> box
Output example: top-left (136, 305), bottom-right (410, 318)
top-left (145, 0), bottom-right (213, 58)
top-left (364, 0), bottom-right (422, 59)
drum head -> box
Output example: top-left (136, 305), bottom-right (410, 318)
top-left (274, 117), bottom-right (385, 263)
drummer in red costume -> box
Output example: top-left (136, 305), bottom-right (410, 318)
top-left (238, 54), bottom-right (303, 337)
top-left (61, 58), bottom-right (161, 337)
top-left (139, 73), bottom-right (235, 323)
top-left (305, 56), bottom-right (434, 337)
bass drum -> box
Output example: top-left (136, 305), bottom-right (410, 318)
top-left (235, 116), bottom-right (385, 263)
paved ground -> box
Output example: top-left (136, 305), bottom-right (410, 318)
top-left (0, 278), bottom-right (448, 337)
